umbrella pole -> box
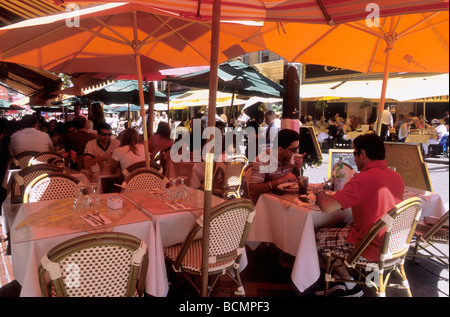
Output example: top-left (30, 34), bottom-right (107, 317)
top-left (376, 29), bottom-right (395, 136)
top-left (148, 83), bottom-right (155, 136)
top-left (135, 53), bottom-right (151, 169)
top-left (201, 0), bottom-right (221, 297)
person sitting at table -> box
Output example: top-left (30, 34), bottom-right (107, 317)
top-left (109, 128), bottom-right (146, 173)
top-left (8, 114), bottom-right (54, 157)
top-left (248, 128), bottom-right (304, 204)
top-left (397, 117), bottom-right (413, 142)
top-left (65, 115), bottom-right (97, 158)
top-left (83, 122), bottom-right (120, 171)
top-left (342, 118), bottom-right (352, 140)
top-left (148, 121), bottom-right (174, 160)
top-left (423, 118), bottom-right (449, 157)
top-left (312, 133), bottom-right (404, 297)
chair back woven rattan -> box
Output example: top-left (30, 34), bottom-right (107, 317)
top-left (410, 211), bottom-right (449, 268)
top-left (38, 232), bottom-right (148, 297)
top-left (163, 198), bottom-right (255, 296)
top-left (324, 197), bottom-right (422, 297)
top-left (239, 163), bottom-right (256, 203)
top-left (122, 161), bottom-right (163, 177)
top-left (121, 168), bottom-right (168, 192)
top-left (10, 164), bottom-right (61, 204)
top-left (23, 172), bottom-right (81, 203)
top-left (213, 155), bottom-right (248, 199)
top-left (11, 151), bottom-right (40, 169)
top-left (28, 152), bottom-right (63, 166)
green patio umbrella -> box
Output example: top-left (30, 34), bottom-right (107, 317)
top-left (84, 80), bottom-right (167, 105)
top-left (166, 61), bottom-right (283, 98)
top-left (0, 99), bottom-right (11, 110)
top-left (166, 61), bottom-right (283, 122)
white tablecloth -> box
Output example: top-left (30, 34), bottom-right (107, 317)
top-left (247, 193), bottom-right (351, 292)
top-left (10, 194), bottom-right (155, 297)
top-left (247, 187), bottom-right (447, 293)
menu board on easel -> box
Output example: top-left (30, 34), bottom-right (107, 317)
top-left (328, 149), bottom-right (358, 178)
top-left (299, 126), bottom-right (323, 167)
top-left (384, 142), bottom-right (433, 191)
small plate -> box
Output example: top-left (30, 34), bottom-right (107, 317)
top-left (277, 182), bottom-right (299, 193)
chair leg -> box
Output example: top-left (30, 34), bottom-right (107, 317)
top-left (324, 253), bottom-right (332, 297)
top-left (232, 266), bottom-right (245, 296)
top-left (396, 263), bottom-right (412, 297)
top-left (377, 269), bottom-right (386, 297)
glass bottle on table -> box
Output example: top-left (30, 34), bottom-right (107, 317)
top-left (334, 157), bottom-right (346, 191)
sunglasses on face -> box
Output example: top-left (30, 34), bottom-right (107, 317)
top-left (99, 132), bottom-right (112, 136)
top-left (286, 146), bottom-right (299, 153)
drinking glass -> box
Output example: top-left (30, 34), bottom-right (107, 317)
top-left (168, 177), bottom-right (179, 202)
top-left (177, 176), bottom-right (188, 203)
top-left (298, 176), bottom-right (309, 196)
top-left (87, 183), bottom-right (101, 214)
top-left (73, 184), bottom-right (86, 215)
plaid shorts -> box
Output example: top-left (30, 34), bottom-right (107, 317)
top-left (316, 223), bottom-right (355, 255)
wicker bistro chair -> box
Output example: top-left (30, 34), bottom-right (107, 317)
top-left (38, 232), bottom-right (148, 297)
top-left (410, 211), bottom-right (449, 269)
top-left (23, 172), bottom-right (82, 203)
top-left (10, 151), bottom-right (40, 169)
top-left (121, 168), bottom-right (169, 192)
top-left (323, 197), bottom-right (422, 297)
top-left (212, 155), bottom-right (248, 199)
top-left (28, 151), bottom-right (63, 166)
top-left (164, 198), bottom-right (255, 297)
top-left (239, 163), bottom-right (257, 204)
top-left (122, 161), bottom-right (163, 177)
top-left (10, 164), bottom-right (61, 204)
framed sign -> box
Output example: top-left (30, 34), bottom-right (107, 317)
top-left (384, 142), bottom-right (432, 191)
top-left (328, 149), bottom-right (358, 178)
top-left (298, 126), bottom-right (323, 167)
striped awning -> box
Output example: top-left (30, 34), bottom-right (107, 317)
top-left (58, 0), bottom-right (450, 24)
top-left (0, 0), bottom-right (70, 26)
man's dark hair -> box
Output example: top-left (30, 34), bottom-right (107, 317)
top-left (20, 114), bottom-right (38, 128)
top-left (276, 129), bottom-right (300, 149)
top-left (353, 133), bottom-right (385, 160)
top-left (97, 122), bottom-right (112, 132)
top-left (72, 115), bottom-right (87, 130)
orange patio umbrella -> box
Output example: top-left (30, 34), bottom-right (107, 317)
top-left (0, 2), bottom-right (261, 168)
top-left (241, 10), bottom-right (449, 134)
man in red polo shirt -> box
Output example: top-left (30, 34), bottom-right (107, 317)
top-left (313, 133), bottom-right (404, 297)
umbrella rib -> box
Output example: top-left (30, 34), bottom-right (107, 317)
top-left (142, 17), bottom-right (209, 62)
top-left (60, 24), bottom-right (107, 73)
top-left (396, 12), bottom-right (440, 39)
top-left (347, 22), bottom-right (385, 40)
top-left (290, 25), bottom-right (339, 61)
top-left (78, 26), bottom-right (130, 46)
top-left (140, 14), bottom-right (174, 44)
top-left (92, 16), bottom-right (133, 46)
top-left (0, 24), bottom-right (67, 58)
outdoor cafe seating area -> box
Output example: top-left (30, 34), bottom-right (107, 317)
top-left (0, 142), bottom-right (448, 298)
